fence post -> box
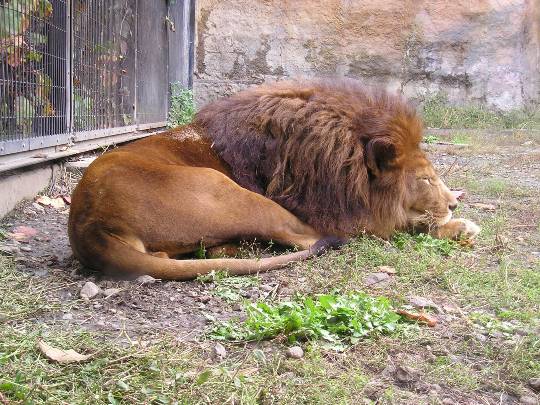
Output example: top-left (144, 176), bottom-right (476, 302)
top-left (65, 0), bottom-right (73, 138)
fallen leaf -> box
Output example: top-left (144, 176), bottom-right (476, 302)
top-left (9, 225), bottom-right (38, 240)
top-left (450, 189), bottom-right (466, 200)
top-left (470, 202), bottom-right (496, 211)
top-left (49, 197), bottom-right (65, 209)
top-left (36, 195), bottom-right (52, 206)
top-left (38, 340), bottom-right (92, 364)
top-left (458, 238), bottom-right (475, 248)
top-left (397, 309), bottom-right (438, 327)
top-left (32, 153), bottom-right (48, 158)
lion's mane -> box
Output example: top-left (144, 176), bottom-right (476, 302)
top-left (194, 78), bottom-right (424, 237)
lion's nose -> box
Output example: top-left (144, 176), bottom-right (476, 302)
top-left (449, 203), bottom-right (458, 211)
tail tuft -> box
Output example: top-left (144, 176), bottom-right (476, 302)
top-left (309, 236), bottom-right (346, 256)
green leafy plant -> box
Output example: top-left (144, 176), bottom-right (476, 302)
top-left (167, 82), bottom-right (195, 127)
top-left (210, 291), bottom-right (401, 347)
top-left (424, 134), bottom-right (440, 144)
top-left (197, 271), bottom-right (259, 302)
top-left (392, 232), bottom-right (457, 256)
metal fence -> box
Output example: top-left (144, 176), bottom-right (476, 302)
top-left (0, 0), bottom-right (193, 157)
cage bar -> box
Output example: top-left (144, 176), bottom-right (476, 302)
top-left (0, 0), bottom-right (192, 158)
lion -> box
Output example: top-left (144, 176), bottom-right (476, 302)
top-left (68, 78), bottom-right (480, 280)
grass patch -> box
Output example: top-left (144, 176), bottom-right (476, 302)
top-left (427, 356), bottom-right (479, 391)
top-left (198, 270), bottom-right (260, 302)
top-left (167, 82), bottom-right (195, 127)
top-left (393, 232), bottom-right (458, 256)
top-left (421, 93), bottom-right (540, 130)
top-left (210, 291), bottom-right (401, 348)
top-left (444, 259), bottom-right (540, 323)
top-left (0, 323), bottom-right (376, 404)
top-left (0, 256), bottom-right (60, 321)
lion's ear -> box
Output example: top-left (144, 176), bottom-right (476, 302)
top-left (365, 138), bottom-right (397, 177)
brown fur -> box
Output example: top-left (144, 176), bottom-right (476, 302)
top-left (68, 78), bottom-right (479, 280)
top-left (195, 78), bottom-right (424, 237)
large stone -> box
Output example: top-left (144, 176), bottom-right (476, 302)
top-left (194, 0), bottom-right (539, 111)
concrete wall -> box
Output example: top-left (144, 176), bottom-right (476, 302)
top-left (0, 165), bottom-right (55, 218)
top-left (193, 0), bottom-right (540, 110)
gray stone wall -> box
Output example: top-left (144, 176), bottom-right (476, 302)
top-left (193, 0), bottom-right (540, 111)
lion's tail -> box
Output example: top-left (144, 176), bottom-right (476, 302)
top-left (94, 233), bottom-right (341, 281)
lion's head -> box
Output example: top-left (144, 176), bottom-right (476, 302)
top-left (195, 78), bottom-right (459, 238)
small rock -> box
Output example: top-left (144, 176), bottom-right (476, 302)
top-left (62, 312), bottom-right (73, 320)
top-left (530, 378), bottom-right (540, 391)
top-left (475, 333), bottom-right (488, 342)
top-left (103, 288), bottom-right (121, 297)
top-left (377, 265), bottom-right (396, 274)
top-left (213, 343), bottom-right (227, 359)
top-left (136, 275), bottom-right (157, 285)
top-left (80, 281), bottom-right (101, 299)
top-left (364, 272), bottom-right (391, 287)
top-left (280, 287), bottom-right (293, 296)
top-left (520, 395), bottom-right (538, 405)
top-left (286, 346), bottom-right (304, 359)
top-left (394, 365), bottom-right (419, 383)
top-left (198, 295), bottom-right (212, 303)
top-left (260, 284), bottom-right (274, 292)
top-left (442, 399), bottom-right (454, 405)
top-left (430, 383), bottom-right (442, 392)
top-left (0, 245), bottom-right (19, 255)
top-left (232, 303), bottom-right (242, 311)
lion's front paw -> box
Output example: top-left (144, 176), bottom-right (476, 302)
top-left (433, 218), bottom-right (481, 240)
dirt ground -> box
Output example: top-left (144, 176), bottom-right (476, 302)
top-left (1, 129), bottom-right (539, 404)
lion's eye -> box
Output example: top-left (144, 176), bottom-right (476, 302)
top-left (419, 177), bottom-right (431, 185)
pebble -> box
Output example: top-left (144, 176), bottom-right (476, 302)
top-left (442, 399), bottom-right (454, 405)
top-left (286, 346), bottom-right (304, 359)
top-left (213, 343), bottom-right (227, 359)
top-left (0, 245), bottom-right (19, 255)
top-left (198, 295), bottom-right (212, 303)
top-left (529, 378), bottom-right (540, 391)
top-left (62, 312), bottom-right (73, 320)
top-left (20, 246), bottom-right (32, 252)
top-left (430, 383), bottom-right (442, 392)
top-left (80, 281), bottom-right (101, 299)
top-left (136, 275), bottom-right (157, 285)
top-left (103, 288), bottom-right (121, 297)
